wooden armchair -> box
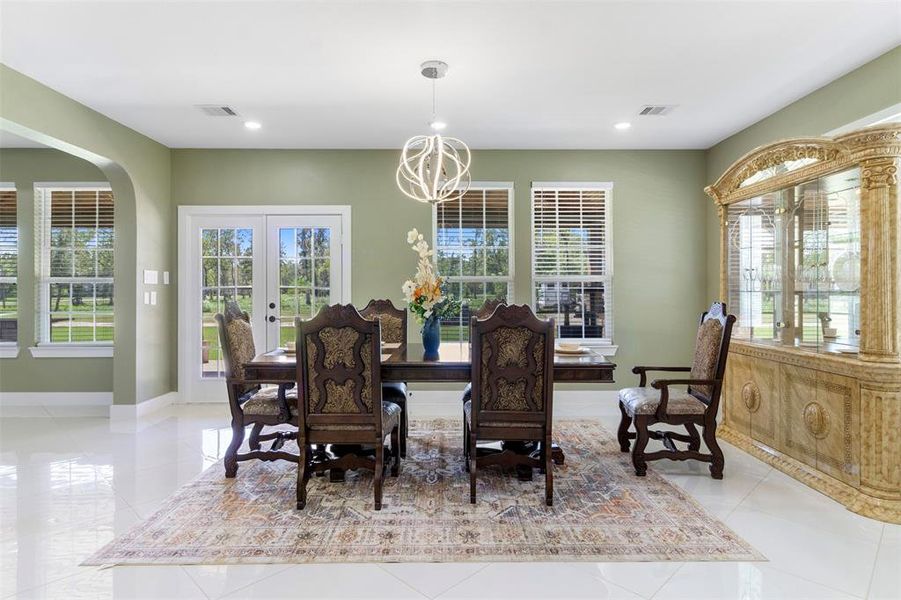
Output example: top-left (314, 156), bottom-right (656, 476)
top-left (217, 301), bottom-right (298, 478)
top-left (464, 304), bottom-right (555, 505)
top-left (359, 299), bottom-right (409, 457)
top-left (617, 302), bottom-right (736, 479)
top-left (295, 305), bottom-right (401, 511)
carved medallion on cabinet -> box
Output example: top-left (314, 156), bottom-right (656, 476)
top-left (780, 364), bottom-right (818, 469)
top-left (814, 371), bottom-right (860, 487)
top-left (723, 353), bottom-right (751, 436)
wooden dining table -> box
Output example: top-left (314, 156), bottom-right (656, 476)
top-left (244, 341), bottom-right (616, 473)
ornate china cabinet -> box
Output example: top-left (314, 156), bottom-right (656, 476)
top-left (706, 124), bottom-right (901, 523)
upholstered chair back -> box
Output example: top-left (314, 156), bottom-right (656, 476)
top-left (296, 304), bottom-right (383, 430)
top-left (689, 302), bottom-right (735, 402)
top-left (359, 299), bottom-right (407, 344)
top-left (470, 304), bottom-right (554, 425)
top-left (215, 301), bottom-right (256, 392)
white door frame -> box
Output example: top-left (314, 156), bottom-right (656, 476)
top-left (177, 205), bottom-right (352, 403)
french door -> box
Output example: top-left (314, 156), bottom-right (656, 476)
top-left (179, 208), bottom-right (348, 402)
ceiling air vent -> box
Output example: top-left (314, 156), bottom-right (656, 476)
top-left (196, 105), bottom-right (240, 117)
top-left (638, 105), bottom-right (676, 116)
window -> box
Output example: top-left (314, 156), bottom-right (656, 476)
top-left (434, 183), bottom-right (513, 341)
top-left (0, 185), bottom-right (17, 344)
top-left (35, 185), bottom-right (114, 345)
top-left (531, 182), bottom-right (613, 344)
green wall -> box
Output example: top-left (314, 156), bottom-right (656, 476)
top-left (0, 64), bottom-right (174, 405)
top-left (173, 148), bottom-right (708, 390)
top-left (0, 149), bottom-right (114, 392)
top-left (704, 46), bottom-right (901, 301)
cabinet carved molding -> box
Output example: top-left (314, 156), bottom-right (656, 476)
top-left (710, 124), bottom-right (901, 523)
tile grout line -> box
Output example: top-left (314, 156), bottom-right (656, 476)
top-left (180, 565), bottom-right (213, 600)
top-left (863, 523), bottom-right (886, 600)
top-left (427, 562), bottom-right (493, 599)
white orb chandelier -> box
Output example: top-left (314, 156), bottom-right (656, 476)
top-left (396, 61), bottom-right (471, 204)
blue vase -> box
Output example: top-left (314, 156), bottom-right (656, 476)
top-left (421, 316), bottom-right (441, 357)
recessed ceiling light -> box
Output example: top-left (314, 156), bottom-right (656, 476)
top-left (429, 120), bottom-right (447, 131)
top-left (244, 121), bottom-right (261, 130)
top-left (614, 122), bottom-right (631, 130)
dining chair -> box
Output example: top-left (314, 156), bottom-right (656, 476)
top-left (359, 299), bottom-right (409, 457)
top-left (461, 298), bottom-right (508, 404)
top-left (617, 302), bottom-right (736, 479)
top-left (295, 304), bottom-right (401, 510)
top-left (216, 301), bottom-right (298, 478)
top-left (463, 304), bottom-right (555, 505)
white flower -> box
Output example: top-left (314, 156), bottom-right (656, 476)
top-left (407, 229), bottom-right (419, 244)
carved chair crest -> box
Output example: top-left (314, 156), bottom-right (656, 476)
top-left (297, 304), bottom-right (382, 428)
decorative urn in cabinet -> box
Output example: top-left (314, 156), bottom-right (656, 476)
top-left (705, 124), bottom-right (901, 523)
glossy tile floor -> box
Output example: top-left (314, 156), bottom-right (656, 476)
top-left (1, 395), bottom-right (898, 600)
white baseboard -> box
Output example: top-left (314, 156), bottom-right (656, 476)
top-left (109, 391), bottom-right (178, 420)
top-left (0, 391), bottom-right (113, 417)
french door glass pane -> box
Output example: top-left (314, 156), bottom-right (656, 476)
top-left (201, 227), bottom-right (253, 378)
top-left (278, 226), bottom-right (331, 346)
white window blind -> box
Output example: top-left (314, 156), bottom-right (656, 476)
top-left (35, 185), bottom-right (115, 345)
top-left (531, 182), bottom-right (613, 343)
top-left (434, 183), bottom-right (514, 341)
top-left (0, 185), bottom-right (17, 343)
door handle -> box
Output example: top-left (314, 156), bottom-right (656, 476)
top-left (269, 302), bottom-right (276, 309)
top-left (268, 315), bottom-right (278, 323)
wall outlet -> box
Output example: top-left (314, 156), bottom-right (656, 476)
top-left (163, 271), bottom-right (170, 285)
top-left (150, 291), bottom-right (158, 306)
top-left (144, 292), bottom-right (151, 305)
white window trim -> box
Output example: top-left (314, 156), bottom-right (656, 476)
top-left (431, 181), bottom-right (516, 301)
top-left (33, 183), bottom-right (115, 350)
top-left (0, 183), bottom-right (18, 356)
top-left (28, 344), bottom-right (114, 358)
top-left (530, 181), bottom-right (617, 354)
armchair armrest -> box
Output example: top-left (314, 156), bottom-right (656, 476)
top-left (631, 365), bottom-right (691, 387)
top-left (650, 378), bottom-right (720, 420)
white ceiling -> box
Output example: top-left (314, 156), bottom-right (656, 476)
top-left (1, 1), bottom-right (899, 149)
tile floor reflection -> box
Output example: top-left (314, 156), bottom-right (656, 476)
top-left (0, 397), bottom-right (898, 599)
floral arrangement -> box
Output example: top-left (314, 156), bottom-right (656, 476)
top-left (401, 228), bottom-right (460, 323)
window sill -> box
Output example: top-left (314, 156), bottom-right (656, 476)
top-left (0, 345), bottom-right (19, 359)
top-left (28, 345), bottom-right (114, 358)
top-left (577, 343), bottom-right (618, 357)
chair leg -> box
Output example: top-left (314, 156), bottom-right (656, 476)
top-left (632, 415), bottom-right (650, 476)
top-left (469, 432), bottom-right (477, 504)
top-left (704, 423), bottom-right (725, 479)
top-left (224, 419), bottom-right (245, 478)
top-left (399, 405), bottom-right (408, 459)
top-left (463, 418), bottom-right (470, 471)
top-left (390, 426), bottom-right (400, 477)
top-left (374, 441), bottom-right (385, 510)
top-left (248, 422), bottom-right (264, 451)
top-left (617, 402), bottom-right (633, 453)
top-left (545, 436), bottom-right (553, 507)
top-left (685, 422), bottom-right (701, 452)
top-left (296, 442), bottom-right (310, 509)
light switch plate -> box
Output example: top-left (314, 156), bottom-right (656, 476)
top-left (144, 292), bottom-right (151, 305)
top-left (143, 269), bottom-right (159, 285)
top-left (163, 271), bottom-right (170, 285)
top-left (150, 291), bottom-right (158, 306)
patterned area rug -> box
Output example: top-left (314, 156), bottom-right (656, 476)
top-left (85, 419), bottom-right (763, 565)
